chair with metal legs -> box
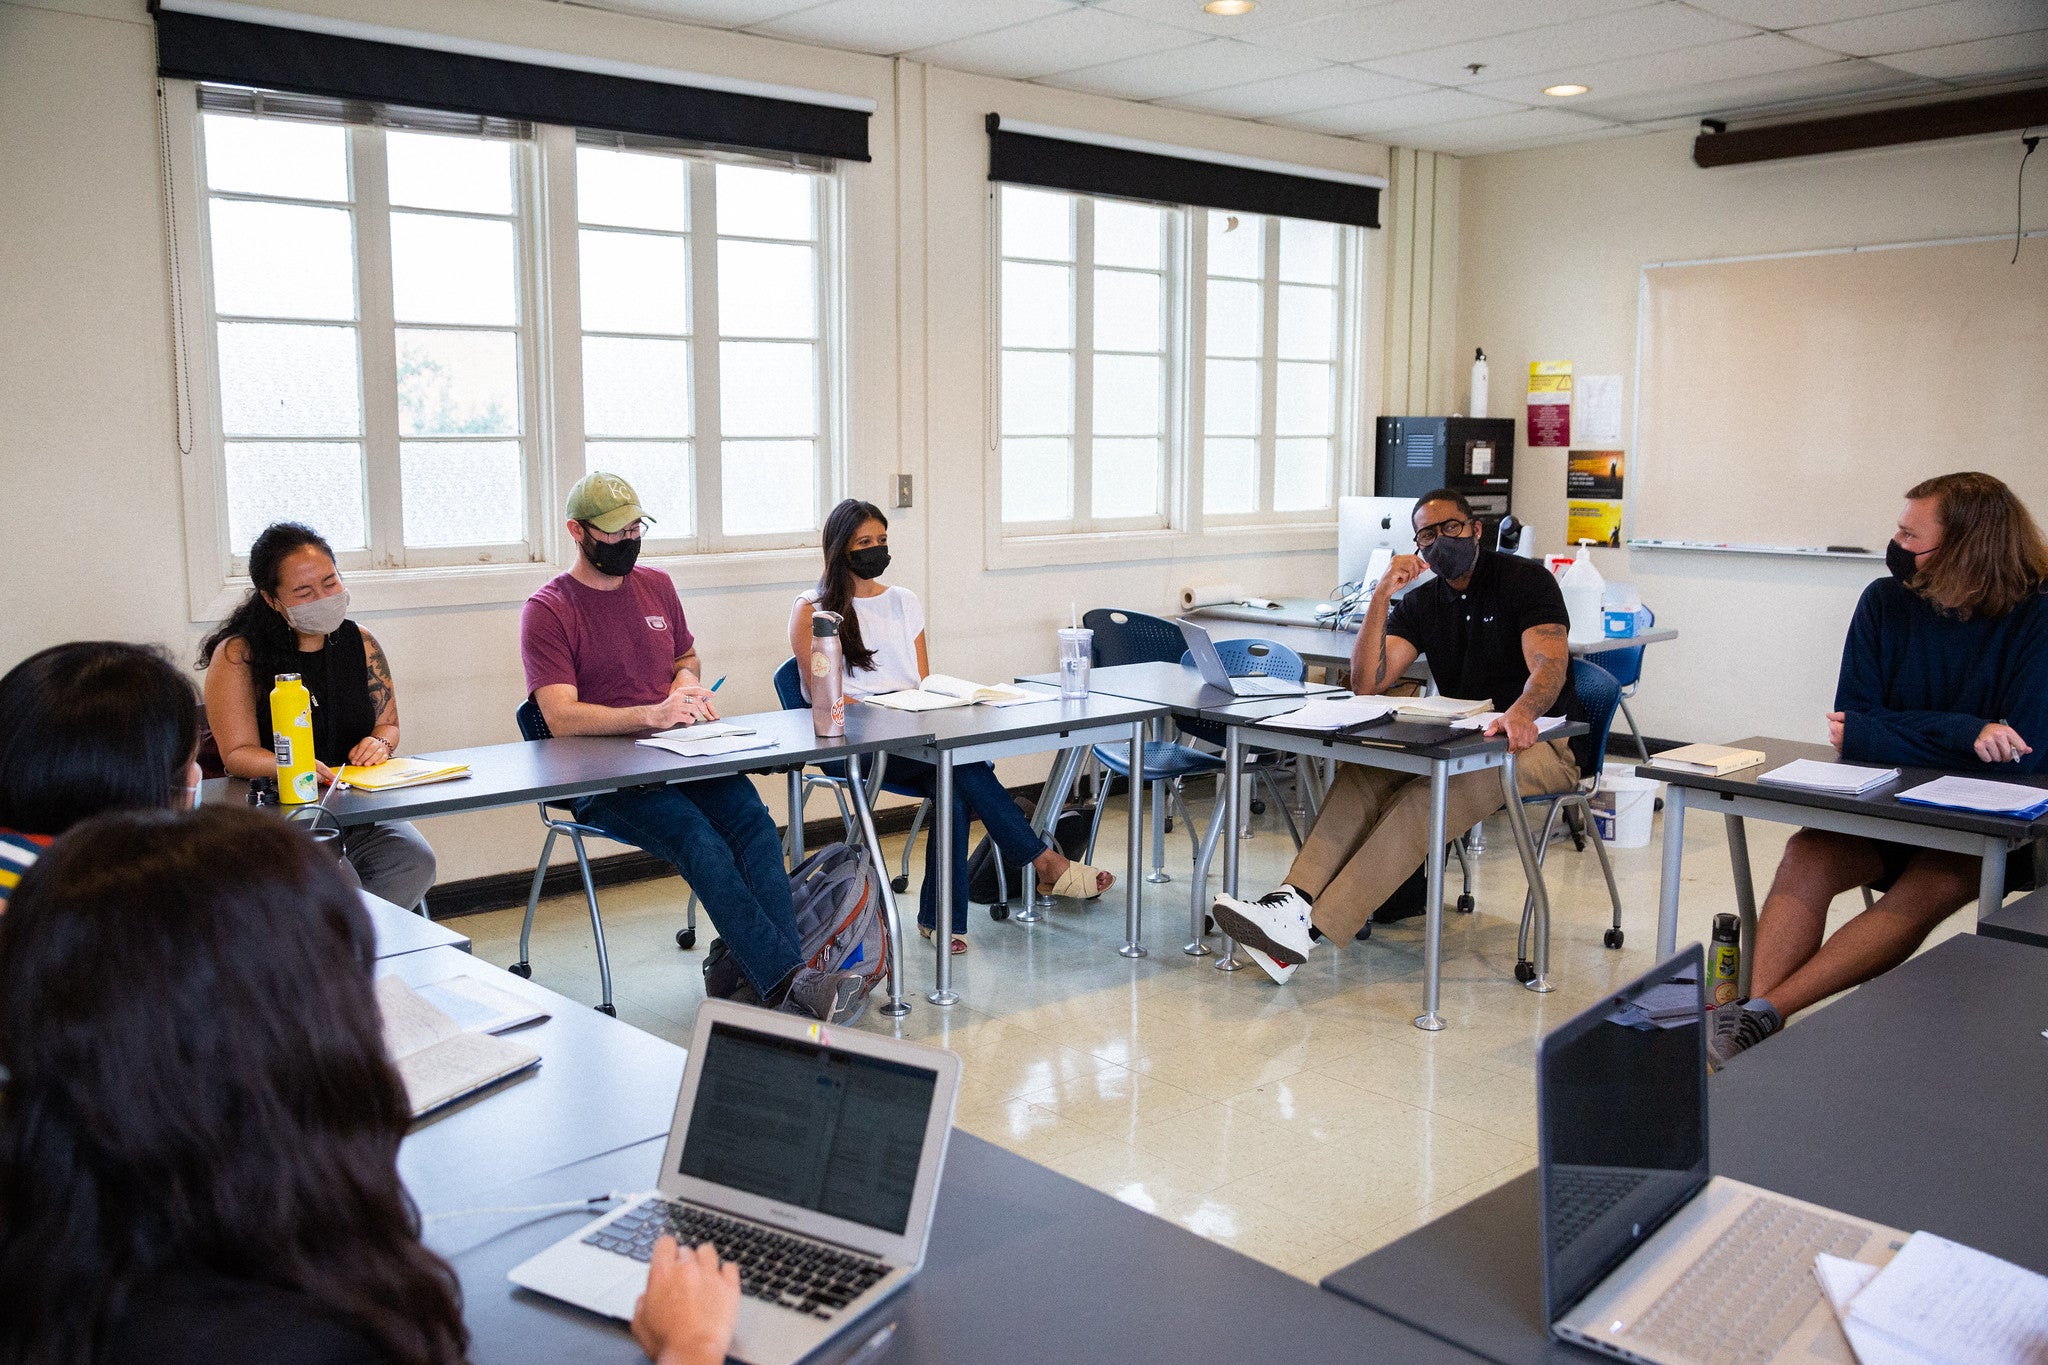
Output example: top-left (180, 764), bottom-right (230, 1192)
top-left (1510, 659), bottom-right (1626, 982)
top-left (1597, 606), bottom-right (1655, 763)
top-left (772, 658), bottom-right (932, 892)
top-left (509, 698), bottom-right (698, 1016)
top-left (1175, 638), bottom-right (1312, 850)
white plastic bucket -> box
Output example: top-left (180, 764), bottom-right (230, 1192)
top-left (1591, 774), bottom-right (1657, 848)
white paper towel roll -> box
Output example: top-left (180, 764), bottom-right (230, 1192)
top-left (1180, 582), bottom-right (1246, 610)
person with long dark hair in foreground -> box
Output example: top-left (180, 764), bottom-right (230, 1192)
top-left (0, 806), bottom-right (739, 1365)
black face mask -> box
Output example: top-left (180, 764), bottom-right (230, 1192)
top-left (846, 545), bottom-right (891, 581)
top-left (581, 529), bottom-right (642, 578)
top-left (1885, 538), bottom-right (1923, 585)
top-left (1422, 531), bottom-right (1481, 583)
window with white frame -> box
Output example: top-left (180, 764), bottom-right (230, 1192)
top-left (994, 185), bottom-right (1357, 536)
top-left (187, 87), bottom-right (839, 576)
top-left (997, 186), bottom-right (1178, 530)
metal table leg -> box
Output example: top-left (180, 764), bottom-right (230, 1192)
top-left (1121, 720), bottom-right (1147, 959)
top-left (1147, 777), bottom-right (1171, 883)
top-left (1185, 772), bottom-right (1226, 956)
top-left (1656, 784), bottom-right (1689, 958)
top-left (787, 768), bottom-right (806, 866)
top-left (928, 752), bottom-right (959, 1006)
top-left (1216, 726), bottom-right (1245, 972)
top-left (1416, 758), bottom-right (1450, 1031)
top-left (1978, 836), bottom-right (2009, 923)
top-left (844, 761), bottom-right (910, 1019)
top-left (1497, 752), bottom-right (1554, 994)
top-left (1725, 814), bottom-right (1758, 998)
top-left (1017, 747), bottom-right (1084, 924)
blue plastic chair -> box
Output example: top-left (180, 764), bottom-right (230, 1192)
top-left (1174, 638), bottom-right (1310, 850)
top-left (1597, 605), bottom-right (1654, 761)
top-left (1078, 609), bottom-right (1223, 883)
top-left (1510, 659), bottom-right (1626, 980)
top-left (772, 658), bottom-right (932, 894)
top-left (510, 698), bottom-right (699, 1015)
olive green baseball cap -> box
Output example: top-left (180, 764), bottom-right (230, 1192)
top-left (566, 470), bottom-right (654, 534)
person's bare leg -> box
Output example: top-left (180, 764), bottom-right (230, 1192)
top-left (1760, 849), bottom-right (1977, 1018)
top-left (1749, 830), bottom-right (1886, 1002)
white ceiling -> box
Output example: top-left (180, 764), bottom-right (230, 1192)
top-left (578, 0), bottom-right (2048, 156)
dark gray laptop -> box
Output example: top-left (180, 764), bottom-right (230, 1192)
top-left (1176, 618), bottom-right (1308, 697)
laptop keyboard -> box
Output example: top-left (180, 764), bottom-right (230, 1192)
top-left (585, 1198), bottom-right (889, 1320)
top-left (1547, 1168), bottom-right (1653, 1254)
top-left (1625, 1198), bottom-right (1870, 1365)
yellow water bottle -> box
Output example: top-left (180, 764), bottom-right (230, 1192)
top-left (270, 673), bottom-right (318, 805)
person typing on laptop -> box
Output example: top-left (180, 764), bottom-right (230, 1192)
top-left (520, 472), bottom-right (865, 1024)
top-left (1714, 472), bottom-right (2048, 1068)
top-left (1211, 488), bottom-right (1587, 981)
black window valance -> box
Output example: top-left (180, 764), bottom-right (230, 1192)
top-left (152, 6), bottom-right (871, 162)
top-left (987, 114), bottom-right (1378, 229)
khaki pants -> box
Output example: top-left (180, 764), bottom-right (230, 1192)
top-left (1285, 738), bottom-right (1579, 943)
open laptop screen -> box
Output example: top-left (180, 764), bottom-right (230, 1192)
top-left (678, 1022), bottom-right (940, 1235)
top-left (1538, 949), bottom-right (1711, 1322)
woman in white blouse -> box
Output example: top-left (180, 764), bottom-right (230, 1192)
top-left (790, 500), bottom-right (1112, 953)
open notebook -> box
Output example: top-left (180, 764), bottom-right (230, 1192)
top-left (336, 757), bottom-right (472, 790)
top-left (865, 675), bottom-right (1043, 711)
top-left (376, 976), bottom-right (541, 1119)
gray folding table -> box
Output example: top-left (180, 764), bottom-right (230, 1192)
top-left (363, 888), bottom-right (470, 959)
top-left (1643, 736), bottom-right (2048, 992)
top-left (1319, 932), bottom-right (2048, 1363)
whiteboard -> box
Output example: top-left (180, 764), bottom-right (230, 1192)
top-left (1631, 234), bottom-right (2048, 552)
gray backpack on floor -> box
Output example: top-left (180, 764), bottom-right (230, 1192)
top-left (790, 843), bottom-right (892, 1000)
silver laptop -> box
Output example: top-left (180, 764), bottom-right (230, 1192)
top-left (511, 1000), bottom-right (962, 1365)
top-left (1175, 619), bottom-right (1308, 697)
top-left (1541, 948), bottom-right (1904, 1365)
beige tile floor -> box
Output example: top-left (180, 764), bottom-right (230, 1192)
top-left (450, 778), bottom-right (1972, 1284)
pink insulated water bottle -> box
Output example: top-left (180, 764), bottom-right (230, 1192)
top-left (810, 610), bottom-right (846, 737)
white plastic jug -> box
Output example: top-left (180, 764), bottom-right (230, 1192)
top-left (1559, 544), bottom-right (1607, 645)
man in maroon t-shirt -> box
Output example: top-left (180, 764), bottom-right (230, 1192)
top-left (519, 472), bottom-right (865, 1023)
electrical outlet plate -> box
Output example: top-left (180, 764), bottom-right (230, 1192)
top-left (895, 474), bottom-right (913, 508)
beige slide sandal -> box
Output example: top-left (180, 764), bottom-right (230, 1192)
top-left (1038, 861), bottom-right (1114, 901)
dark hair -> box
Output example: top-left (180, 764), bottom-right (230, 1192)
top-left (0, 642), bottom-right (199, 836)
top-left (816, 498), bottom-right (890, 674)
top-left (196, 522), bottom-right (337, 669)
top-left (0, 807), bottom-right (468, 1365)
top-left (1903, 471), bottom-right (2048, 619)
top-left (1411, 487), bottom-right (1476, 522)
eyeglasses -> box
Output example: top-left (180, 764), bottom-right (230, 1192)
top-left (582, 520), bottom-right (645, 541)
top-left (1413, 516), bottom-right (1474, 549)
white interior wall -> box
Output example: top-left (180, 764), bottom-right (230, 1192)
top-left (0, 0), bottom-right (1387, 883)
top-left (1456, 126), bottom-right (2048, 748)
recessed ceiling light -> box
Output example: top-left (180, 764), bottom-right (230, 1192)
top-left (1204, 0), bottom-right (1257, 15)
top-left (1543, 83), bottom-right (1590, 97)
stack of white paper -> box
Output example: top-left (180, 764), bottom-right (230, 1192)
top-left (637, 733), bottom-right (780, 759)
top-left (1896, 776), bottom-right (2048, 819)
top-left (1759, 759), bottom-right (1901, 794)
top-left (1815, 1231), bottom-right (2048, 1365)
top-left (1449, 712), bottom-right (1569, 735)
top-left (647, 721), bottom-right (755, 741)
top-left (1262, 697), bottom-right (1394, 732)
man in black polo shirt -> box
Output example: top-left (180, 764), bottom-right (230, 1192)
top-left (1212, 488), bottom-right (1586, 983)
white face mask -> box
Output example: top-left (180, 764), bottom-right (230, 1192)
top-left (282, 587), bottom-right (350, 637)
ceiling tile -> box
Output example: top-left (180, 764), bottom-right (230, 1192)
top-left (1360, 2), bottom-right (1762, 86)
top-left (1465, 32), bottom-right (1837, 103)
top-left (1042, 38), bottom-right (1327, 101)
top-left (1569, 55), bottom-right (1931, 119)
top-left (751, 0), bottom-right (1069, 55)
top-left (1093, 0), bottom-right (1393, 38)
top-left (1162, 63), bottom-right (1430, 116)
top-left (1681, 0), bottom-right (1936, 27)
top-left (1791, 0), bottom-right (2048, 57)
top-left (1270, 87), bottom-right (1526, 134)
top-left (575, 0), bottom-right (820, 26)
top-left (1871, 25), bottom-right (2048, 75)
top-left (1239, 0), bottom-right (1648, 64)
top-left (906, 6), bottom-right (1205, 80)
top-left (1390, 106), bottom-right (1617, 153)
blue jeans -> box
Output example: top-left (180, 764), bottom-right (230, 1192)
top-left (880, 757), bottom-right (1049, 934)
top-left (574, 775), bottom-right (800, 999)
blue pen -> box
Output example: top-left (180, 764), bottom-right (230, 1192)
top-left (710, 675), bottom-right (725, 692)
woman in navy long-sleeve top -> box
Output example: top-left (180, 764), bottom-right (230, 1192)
top-left (1709, 472), bottom-right (2048, 1068)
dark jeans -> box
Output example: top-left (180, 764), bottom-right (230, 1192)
top-left (881, 756), bottom-right (1049, 934)
top-left (574, 775), bottom-right (800, 998)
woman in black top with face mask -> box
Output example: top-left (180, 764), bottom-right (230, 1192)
top-left (198, 522), bottom-right (437, 910)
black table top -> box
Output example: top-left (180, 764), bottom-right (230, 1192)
top-left (204, 708), bottom-right (924, 827)
top-left (363, 890), bottom-right (469, 959)
top-left (1322, 933), bottom-right (2048, 1364)
top-left (1979, 886), bottom-right (2048, 949)
top-left (433, 1135), bottom-right (1484, 1364)
top-left (1016, 661), bottom-right (1343, 715)
top-left (1638, 735), bottom-right (2048, 841)
top-left (387, 948), bottom-right (685, 1208)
